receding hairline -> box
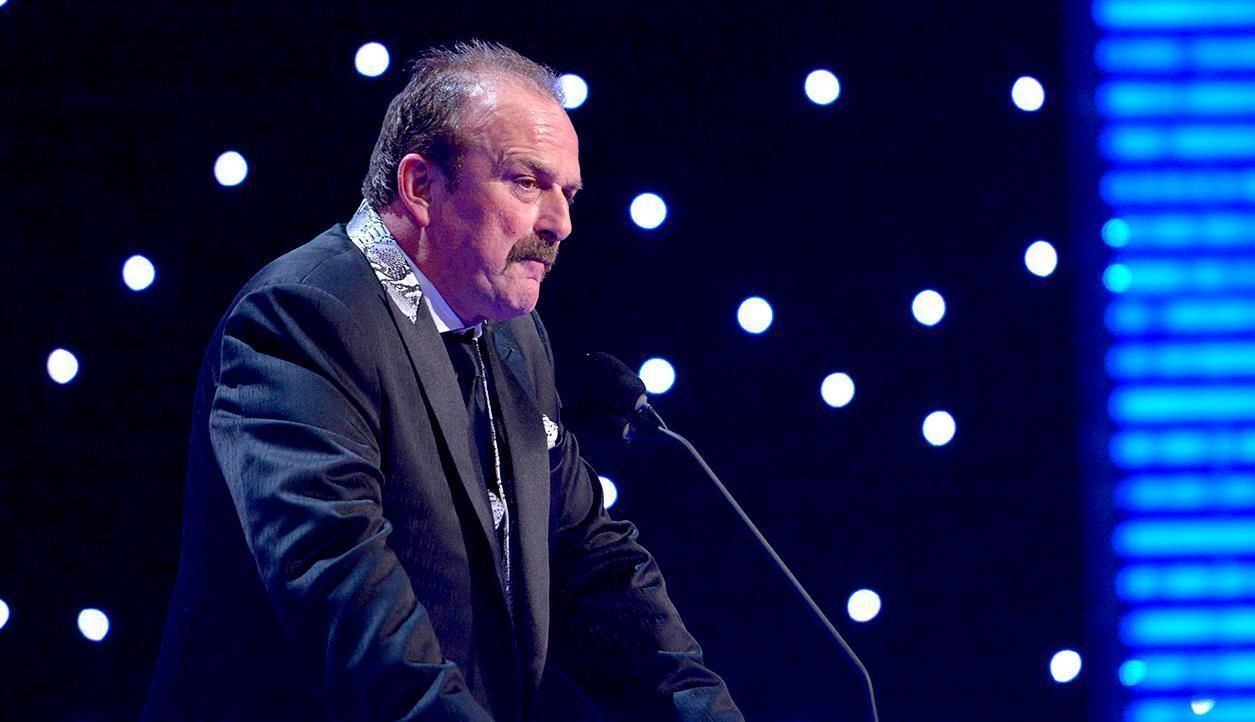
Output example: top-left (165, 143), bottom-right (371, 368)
top-left (445, 74), bottom-right (582, 190)
top-left (361, 40), bottom-right (569, 208)
top-left (448, 71), bottom-right (571, 138)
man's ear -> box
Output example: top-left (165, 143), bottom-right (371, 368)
top-left (396, 153), bottom-right (440, 228)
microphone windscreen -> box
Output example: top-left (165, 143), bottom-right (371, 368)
top-left (569, 352), bottom-right (647, 416)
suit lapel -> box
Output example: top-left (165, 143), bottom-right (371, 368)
top-left (485, 328), bottom-right (551, 686)
top-left (344, 203), bottom-right (505, 581)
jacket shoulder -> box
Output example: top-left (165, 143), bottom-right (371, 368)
top-left (231, 224), bottom-right (383, 316)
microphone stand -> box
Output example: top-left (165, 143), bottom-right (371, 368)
top-left (636, 405), bottom-right (881, 722)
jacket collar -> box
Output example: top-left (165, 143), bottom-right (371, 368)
top-left (346, 200), bottom-right (425, 324)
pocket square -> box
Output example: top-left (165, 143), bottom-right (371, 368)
top-left (541, 414), bottom-right (559, 450)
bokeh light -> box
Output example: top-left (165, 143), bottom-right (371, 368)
top-left (821, 372), bottom-right (856, 408)
top-left (0, 599), bottom-right (8, 632)
top-left (1025, 240), bottom-right (1058, 277)
top-left (47, 349), bottom-right (79, 384)
top-left (1119, 659), bottom-right (1147, 687)
top-left (805, 69), bottom-right (841, 105)
top-left (1191, 699), bottom-right (1216, 716)
top-left (1104, 263), bottom-right (1132, 293)
top-left (77, 609), bottom-right (109, 642)
top-left (922, 411), bottom-right (956, 446)
top-left (629, 193), bottom-right (667, 230)
top-left (1049, 649), bottom-right (1082, 683)
top-left (354, 42), bottom-right (390, 77)
top-left (598, 476), bottom-right (618, 509)
top-left (122, 254), bottom-right (156, 291)
top-left (737, 296), bottom-right (774, 334)
top-left (1012, 76), bottom-right (1046, 112)
top-left (1103, 218), bottom-right (1131, 248)
top-left (214, 151), bottom-right (248, 187)
top-left (639, 357), bottom-right (676, 395)
top-left (847, 589), bottom-right (881, 622)
top-left (912, 289), bottom-right (946, 327)
top-left (559, 73), bottom-right (588, 109)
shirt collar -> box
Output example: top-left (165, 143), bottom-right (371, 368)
top-left (404, 255), bottom-right (482, 338)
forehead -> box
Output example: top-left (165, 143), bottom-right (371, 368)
top-left (460, 79), bottom-right (581, 180)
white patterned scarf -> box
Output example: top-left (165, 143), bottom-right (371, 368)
top-left (346, 200), bottom-right (425, 323)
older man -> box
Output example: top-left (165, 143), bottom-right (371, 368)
top-left (142, 41), bottom-right (741, 722)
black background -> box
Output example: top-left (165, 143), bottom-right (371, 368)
top-left (0, 1), bottom-right (1087, 720)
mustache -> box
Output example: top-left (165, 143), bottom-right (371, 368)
top-left (506, 235), bottom-right (560, 272)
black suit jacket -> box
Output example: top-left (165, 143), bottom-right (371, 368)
top-left (142, 224), bottom-right (740, 721)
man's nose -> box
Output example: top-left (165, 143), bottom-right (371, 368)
top-left (536, 188), bottom-right (573, 243)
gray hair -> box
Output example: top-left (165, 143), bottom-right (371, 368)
top-left (361, 40), bottom-right (563, 208)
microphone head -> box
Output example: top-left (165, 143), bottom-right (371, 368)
top-left (562, 352), bottom-right (650, 452)
top-left (571, 352), bottom-right (648, 416)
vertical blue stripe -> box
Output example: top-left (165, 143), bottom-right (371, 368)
top-left (1093, 6), bottom-right (1255, 721)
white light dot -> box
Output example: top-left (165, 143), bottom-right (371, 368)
top-left (599, 475), bottom-right (618, 509)
top-left (911, 289), bottom-right (946, 327)
top-left (922, 410), bottom-right (956, 446)
top-left (1119, 659), bottom-right (1147, 687)
top-left (1104, 263), bottom-right (1132, 293)
top-left (0, 1), bottom-right (9, 9)
top-left (77, 608), bottom-right (109, 642)
top-left (122, 254), bottom-right (156, 291)
top-left (804, 69), bottom-right (842, 106)
top-left (214, 151), bottom-right (248, 187)
top-left (1050, 649), bottom-right (1082, 683)
top-left (639, 357), bottom-right (676, 395)
top-left (630, 193), bottom-right (668, 230)
top-left (1192, 699), bottom-right (1216, 716)
top-left (1024, 240), bottom-right (1058, 278)
top-left (0, 599), bottom-right (8, 632)
top-left (821, 372), bottom-right (856, 408)
top-left (846, 589), bottom-right (881, 622)
top-left (737, 296), bottom-right (774, 334)
top-left (1012, 76), bottom-right (1045, 112)
top-left (559, 73), bottom-right (588, 110)
top-left (354, 41), bottom-right (390, 77)
top-left (1103, 218), bottom-right (1131, 248)
top-left (47, 349), bottom-right (79, 385)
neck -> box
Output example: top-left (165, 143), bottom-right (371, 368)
top-left (376, 204), bottom-right (484, 326)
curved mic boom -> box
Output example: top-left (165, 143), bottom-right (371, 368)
top-left (566, 352), bottom-right (881, 722)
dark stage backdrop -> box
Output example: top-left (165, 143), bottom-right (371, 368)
top-left (0, 1), bottom-right (1080, 720)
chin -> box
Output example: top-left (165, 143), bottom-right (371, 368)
top-left (488, 297), bottom-right (538, 321)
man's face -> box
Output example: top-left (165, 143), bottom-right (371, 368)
top-left (419, 79), bottom-right (582, 324)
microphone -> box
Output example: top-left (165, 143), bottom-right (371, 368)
top-left (566, 352), bottom-right (667, 440)
top-left (566, 352), bottom-right (880, 722)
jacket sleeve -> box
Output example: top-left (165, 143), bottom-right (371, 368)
top-left (532, 316), bottom-right (743, 722)
top-left (209, 282), bottom-right (493, 722)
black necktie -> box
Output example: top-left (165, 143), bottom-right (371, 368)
top-left (441, 329), bottom-right (511, 601)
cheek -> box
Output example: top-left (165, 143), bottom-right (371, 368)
top-left (496, 205), bottom-right (535, 243)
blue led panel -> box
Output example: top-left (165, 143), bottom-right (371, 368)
top-left (1093, 2), bottom-right (1255, 719)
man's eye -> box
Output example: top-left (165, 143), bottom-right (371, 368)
top-left (515, 177), bottom-right (539, 190)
